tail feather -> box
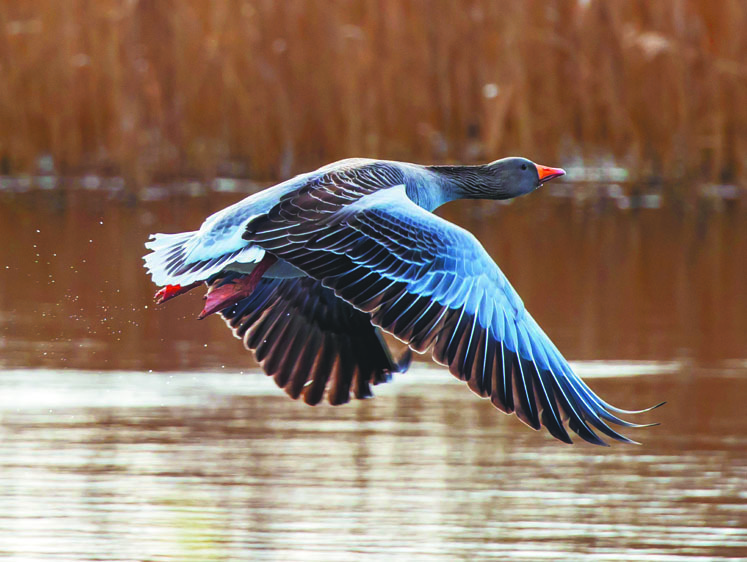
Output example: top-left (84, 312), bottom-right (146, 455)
top-left (143, 232), bottom-right (263, 286)
top-left (144, 231), bottom-right (194, 252)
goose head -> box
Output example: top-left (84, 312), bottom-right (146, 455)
top-left (484, 157), bottom-right (566, 199)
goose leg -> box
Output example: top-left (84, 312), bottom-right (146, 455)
top-left (198, 254), bottom-right (278, 319)
top-left (154, 281), bottom-right (202, 304)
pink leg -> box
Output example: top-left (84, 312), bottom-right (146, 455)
top-left (198, 254), bottom-right (278, 320)
top-left (154, 281), bottom-right (202, 305)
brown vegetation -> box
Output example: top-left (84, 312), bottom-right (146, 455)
top-left (0, 0), bottom-right (745, 189)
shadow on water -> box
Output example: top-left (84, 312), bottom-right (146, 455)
top-left (0, 190), bottom-right (746, 560)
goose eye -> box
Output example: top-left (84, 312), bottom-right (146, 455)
top-left (521, 164), bottom-right (527, 170)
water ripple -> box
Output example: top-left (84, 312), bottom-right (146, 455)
top-left (0, 368), bottom-right (745, 561)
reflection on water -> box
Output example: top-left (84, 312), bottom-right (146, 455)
top-left (1, 191), bottom-right (746, 560)
top-left (1, 191), bottom-right (746, 371)
top-left (0, 368), bottom-right (745, 561)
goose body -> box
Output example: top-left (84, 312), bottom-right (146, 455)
top-left (144, 157), bottom-right (657, 445)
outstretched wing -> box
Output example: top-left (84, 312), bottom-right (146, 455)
top-left (219, 276), bottom-right (410, 406)
top-left (244, 173), bottom-right (655, 445)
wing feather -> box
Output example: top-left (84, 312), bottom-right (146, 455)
top-left (219, 276), bottom-right (409, 405)
top-left (242, 172), bottom-right (655, 444)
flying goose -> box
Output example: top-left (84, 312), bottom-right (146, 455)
top-left (144, 157), bottom-right (658, 445)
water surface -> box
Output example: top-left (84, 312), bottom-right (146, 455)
top-left (2, 191), bottom-right (746, 371)
top-left (0, 366), bottom-right (745, 561)
top-left (0, 192), bottom-right (746, 560)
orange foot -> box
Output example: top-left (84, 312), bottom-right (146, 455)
top-left (154, 281), bottom-right (202, 305)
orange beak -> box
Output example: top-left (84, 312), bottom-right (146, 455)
top-left (536, 164), bottom-right (566, 184)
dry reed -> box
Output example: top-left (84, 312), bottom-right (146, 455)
top-left (0, 0), bottom-right (745, 190)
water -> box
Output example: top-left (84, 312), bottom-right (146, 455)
top-left (0, 367), bottom-right (745, 561)
top-left (0, 191), bottom-right (746, 560)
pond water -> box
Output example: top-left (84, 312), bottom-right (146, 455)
top-left (0, 191), bottom-right (746, 560)
top-left (0, 367), bottom-right (745, 561)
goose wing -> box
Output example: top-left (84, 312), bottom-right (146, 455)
top-left (219, 276), bottom-right (410, 406)
top-left (244, 173), bottom-right (655, 445)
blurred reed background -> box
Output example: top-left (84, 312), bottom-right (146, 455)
top-left (0, 0), bottom-right (745, 192)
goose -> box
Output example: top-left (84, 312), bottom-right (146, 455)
top-left (144, 157), bottom-right (659, 445)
